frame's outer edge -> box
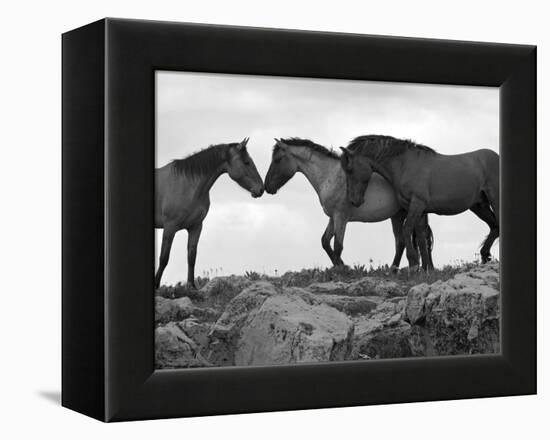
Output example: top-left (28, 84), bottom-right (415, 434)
top-left (64, 18), bottom-right (537, 422)
top-left (62, 19), bottom-right (107, 421)
top-left (500, 46), bottom-right (537, 390)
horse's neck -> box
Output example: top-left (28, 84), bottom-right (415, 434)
top-left (295, 149), bottom-right (338, 195)
top-left (196, 165), bottom-right (227, 196)
top-left (369, 156), bottom-right (401, 185)
top-left (178, 163), bottom-right (226, 200)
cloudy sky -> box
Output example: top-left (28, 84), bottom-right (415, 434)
top-left (155, 71), bottom-right (499, 285)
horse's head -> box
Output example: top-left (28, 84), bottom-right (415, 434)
top-left (340, 146), bottom-right (373, 207)
top-left (226, 138), bottom-right (264, 198)
top-left (264, 139), bottom-right (299, 195)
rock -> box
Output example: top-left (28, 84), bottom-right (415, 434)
top-left (306, 281), bottom-right (349, 296)
top-left (235, 293), bottom-right (354, 366)
top-left (207, 282), bottom-right (279, 365)
top-left (351, 317), bottom-right (413, 360)
top-left (154, 262), bottom-right (500, 367)
top-left (312, 294), bottom-right (381, 316)
top-left (196, 276), bottom-right (252, 309)
top-left (155, 296), bottom-right (218, 324)
top-left (306, 278), bottom-right (404, 298)
top-left (179, 318), bottom-right (212, 348)
top-left (403, 283), bottom-right (431, 324)
top-left (155, 322), bottom-right (211, 368)
top-left (404, 264), bottom-right (500, 356)
top-left (346, 277), bottom-right (405, 297)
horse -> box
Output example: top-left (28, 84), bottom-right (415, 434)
top-left (155, 138), bottom-right (264, 288)
top-left (340, 135), bottom-right (499, 271)
top-left (264, 138), bottom-right (434, 271)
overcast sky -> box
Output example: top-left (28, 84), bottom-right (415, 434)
top-left (155, 71), bottom-right (499, 285)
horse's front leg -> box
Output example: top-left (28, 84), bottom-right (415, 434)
top-left (333, 215), bottom-right (348, 267)
top-left (389, 210), bottom-right (407, 273)
top-left (403, 198), bottom-right (426, 273)
top-left (321, 218), bottom-right (337, 265)
top-left (155, 226), bottom-right (177, 289)
top-left (186, 222), bottom-right (203, 289)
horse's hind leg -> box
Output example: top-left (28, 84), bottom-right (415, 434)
top-left (321, 218), bottom-right (337, 266)
top-left (155, 226), bottom-right (177, 289)
top-left (470, 202), bottom-right (499, 263)
top-left (403, 198), bottom-right (426, 272)
top-left (390, 210), bottom-right (407, 273)
top-left (186, 222), bottom-right (203, 289)
top-left (414, 214), bottom-right (434, 271)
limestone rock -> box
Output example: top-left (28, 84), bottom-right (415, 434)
top-left (404, 263), bottom-right (500, 355)
top-left (196, 276), bottom-right (252, 309)
top-left (207, 282), bottom-right (279, 365)
top-left (155, 322), bottom-right (211, 368)
top-left (155, 296), bottom-right (218, 324)
top-left (235, 293), bottom-right (354, 366)
top-left (346, 277), bottom-right (405, 297)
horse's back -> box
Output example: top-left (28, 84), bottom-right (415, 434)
top-left (474, 148), bottom-right (499, 178)
top-left (411, 150), bottom-right (497, 214)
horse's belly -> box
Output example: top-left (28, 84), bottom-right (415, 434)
top-left (428, 185), bottom-right (480, 215)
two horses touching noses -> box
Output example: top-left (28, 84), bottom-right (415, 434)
top-left (155, 135), bottom-right (499, 289)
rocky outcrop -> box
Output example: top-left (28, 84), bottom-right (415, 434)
top-left (155, 296), bottom-right (218, 324)
top-left (234, 293), bottom-right (354, 366)
top-left (404, 262), bottom-right (500, 355)
top-left (155, 322), bottom-right (211, 368)
top-left (307, 277), bottom-right (405, 298)
top-left (155, 262), bottom-right (500, 368)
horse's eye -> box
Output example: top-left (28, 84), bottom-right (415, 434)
top-left (274, 158), bottom-right (281, 164)
top-left (244, 161), bottom-right (251, 166)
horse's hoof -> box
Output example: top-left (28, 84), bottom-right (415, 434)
top-left (408, 265), bottom-right (420, 273)
top-left (390, 265), bottom-right (399, 274)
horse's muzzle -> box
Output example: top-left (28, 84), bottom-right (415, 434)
top-left (251, 188), bottom-right (264, 198)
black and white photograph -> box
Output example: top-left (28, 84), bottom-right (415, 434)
top-left (2, 0), bottom-right (541, 434)
top-left (154, 71), bottom-right (500, 368)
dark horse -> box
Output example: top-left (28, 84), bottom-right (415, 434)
top-left (340, 135), bottom-right (499, 270)
top-left (264, 138), bottom-right (433, 270)
top-left (155, 138), bottom-right (264, 288)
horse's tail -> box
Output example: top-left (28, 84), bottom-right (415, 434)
top-left (412, 230), bottom-right (420, 255)
top-left (426, 223), bottom-right (434, 254)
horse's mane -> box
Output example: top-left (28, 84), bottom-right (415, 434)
top-left (347, 135), bottom-right (436, 160)
top-left (171, 142), bottom-right (240, 177)
top-left (278, 137), bottom-right (340, 160)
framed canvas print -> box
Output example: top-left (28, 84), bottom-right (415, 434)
top-left (62, 18), bottom-right (536, 422)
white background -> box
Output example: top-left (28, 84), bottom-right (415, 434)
top-left (1, 0), bottom-right (546, 438)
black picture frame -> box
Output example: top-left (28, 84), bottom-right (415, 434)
top-left (62, 18), bottom-right (536, 422)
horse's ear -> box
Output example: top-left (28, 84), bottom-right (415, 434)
top-left (340, 147), bottom-right (352, 171)
top-left (340, 146), bottom-right (354, 157)
top-left (238, 137), bottom-right (249, 150)
top-left (274, 138), bottom-right (287, 151)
